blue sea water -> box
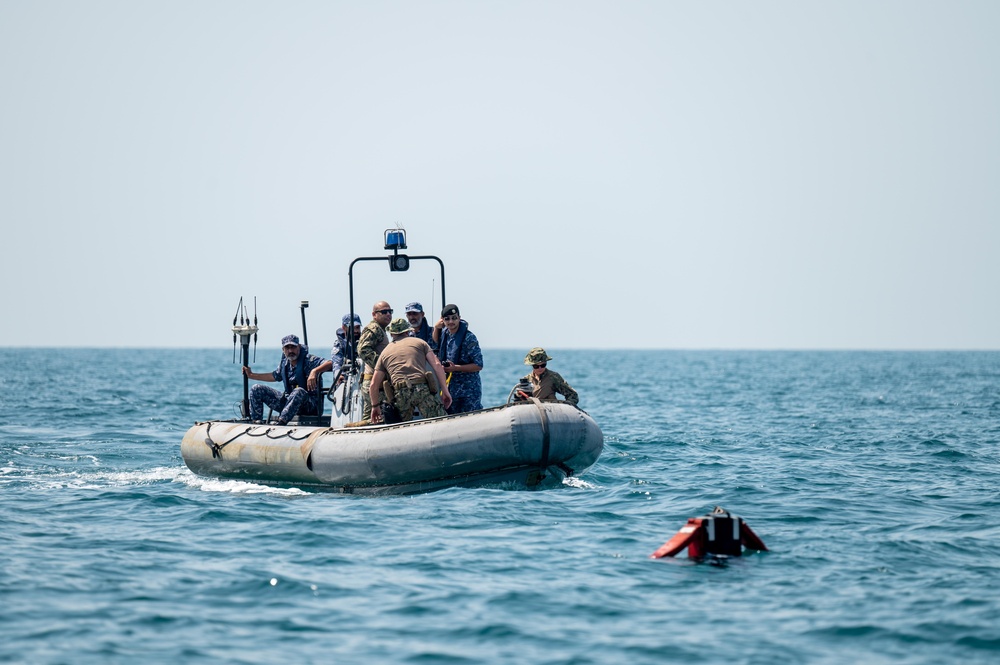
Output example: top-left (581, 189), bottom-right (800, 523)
top-left (1, 348), bottom-right (999, 664)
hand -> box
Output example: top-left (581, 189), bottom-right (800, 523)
top-left (307, 372), bottom-right (317, 390)
top-left (441, 391), bottom-right (452, 409)
top-left (242, 366), bottom-right (251, 377)
top-left (371, 404), bottom-right (382, 424)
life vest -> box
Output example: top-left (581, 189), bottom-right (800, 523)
top-left (280, 350), bottom-right (321, 396)
top-left (651, 507), bottom-right (768, 559)
top-left (437, 320), bottom-right (468, 365)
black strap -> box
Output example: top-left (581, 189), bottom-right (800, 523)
top-left (531, 398), bottom-right (551, 475)
top-left (437, 321), bottom-right (468, 365)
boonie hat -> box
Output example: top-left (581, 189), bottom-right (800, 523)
top-left (387, 318), bottom-right (412, 335)
top-left (405, 302), bottom-right (423, 313)
top-left (281, 334), bottom-right (300, 348)
top-left (524, 347), bottom-right (553, 365)
top-left (342, 313), bottom-right (363, 327)
top-left (441, 304), bottom-right (460, 318)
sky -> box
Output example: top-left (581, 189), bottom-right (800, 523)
top-left (2, 1), bottom-right (998, 351)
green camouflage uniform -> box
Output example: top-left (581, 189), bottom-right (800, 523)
top-left (391, 383), bottom-right (446, 421)
top-left (358, 320), bottom-right (388, 421)
top-left (521, 369), bottom-right (579, 406)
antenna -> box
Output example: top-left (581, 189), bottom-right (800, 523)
top-left (299, 300), bottom-right (311, 348)
top-left (232, 296), bottom-right (260, 420)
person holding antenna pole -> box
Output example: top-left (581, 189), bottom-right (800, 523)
top-left (243, 334), bottom-right (327, 425)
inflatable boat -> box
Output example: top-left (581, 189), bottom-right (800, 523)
top-left (180, 228), bottom-right (604, 494)
top-left (181, 399), bottom-right (602, 495)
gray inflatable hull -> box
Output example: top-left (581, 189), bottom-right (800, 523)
top-left (180, 401), bottom-right (603, 495)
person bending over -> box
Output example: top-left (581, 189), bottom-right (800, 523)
top-left (370, 318), bottom-right (452, 424)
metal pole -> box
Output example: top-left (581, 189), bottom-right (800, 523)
top-left (299, 301), bottom-right (309, 347)
top-left (241, 336), bottom-right (251, 419)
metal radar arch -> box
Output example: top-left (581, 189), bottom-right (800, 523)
top-left (345, 227), bottom-right (446, 370)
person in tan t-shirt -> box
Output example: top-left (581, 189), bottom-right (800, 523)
top-left (371, 318), bottom-right (452, 424)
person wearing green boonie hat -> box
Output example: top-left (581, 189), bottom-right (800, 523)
top-left (369, 318), bottom-right (452, 424)
top-left (519, 347), bottom-right (579, 406)
top-left (386, 317), bottom-right (413, 335)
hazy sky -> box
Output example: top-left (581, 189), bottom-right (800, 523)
top-left (2, 1), bottom-right (998, 351)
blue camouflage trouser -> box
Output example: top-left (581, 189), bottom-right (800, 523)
top-left (447, 395), bottom-right (482, 415)
top-left (249, 385), bottom-right (317, 423)
top-left (446, 374), bottom-right (482, 414)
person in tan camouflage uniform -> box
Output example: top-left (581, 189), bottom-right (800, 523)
top-left (358, 301), bottom-right (393, 421)
top-left (370, 318), bottom-right (452, 424)
top-left (520, 347), bottom-right (579, 406)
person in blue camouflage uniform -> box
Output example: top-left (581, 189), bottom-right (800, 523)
top-left (520, 347), bottom-right (579, 406)
top-left (243, 334), bottom-right (327, 425)
top-left (310, 313), bottom-right (363, 387)
top-left (432, 303), bottom-right (483, 414)
top-left (404, 302), bottom-right (438, 352)
top-left (358, 301), bottom-right (393, 421)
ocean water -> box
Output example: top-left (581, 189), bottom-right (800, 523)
top-left (1, 348), bottom-right (999, 664)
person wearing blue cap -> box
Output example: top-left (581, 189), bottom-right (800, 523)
top-left (404, 302), bottom-right (438, 352)
top-left (310, 313), bottom-right (364, 387)
top-left (243, 334), bottom-right (328, 425)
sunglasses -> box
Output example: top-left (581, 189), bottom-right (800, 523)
top-left (443, 314), bottom-right (459, 322)
top-left (374, 309), bottom-right (393, 315)
top-left (532, 363), bottom-right (546, 369)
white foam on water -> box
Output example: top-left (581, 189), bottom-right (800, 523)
top-left (175, 467), bottom-right (309, 496)
top-left (563, 476), bottom-right (596, 490)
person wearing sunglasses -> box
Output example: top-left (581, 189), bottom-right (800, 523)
top-left (357, 301), bottom-right (394, 422)
top-left (519, 347), bottom-right (579, 406)
top-left (432, 303), bottom-right (484, 414)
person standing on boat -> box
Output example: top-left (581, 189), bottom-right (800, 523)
top-left (370, 318), bottom-right (452, 424)
top-left (432, 303), bottom-right (483, 414)
top-left (519, 347), bottom-right (579, 406)
top-left (309, 313), bottom-right (363, 388)
top-left (404, 302), bottom-right (438, 352)
top-left (243, 334), bottom-right (327, 425)
top-left (358, 301), bottom-right (393, 421)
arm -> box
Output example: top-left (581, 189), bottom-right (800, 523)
top-left (328, 336), bottom-right (347, 377)
top-left (307, 357), bottom-right (331, 391)
top-left (243, 366), bottom-right (276, 382)
top-left (448, 332), bottom-right (483, 374)
top-left (443, 361), bottom-right (483, 374)
top-left (369, 368), bottom-right (386, 423)
top-left (357, 327), bottom-right (379, 369)
top-left (555, 375), bottom-right (579, 406)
